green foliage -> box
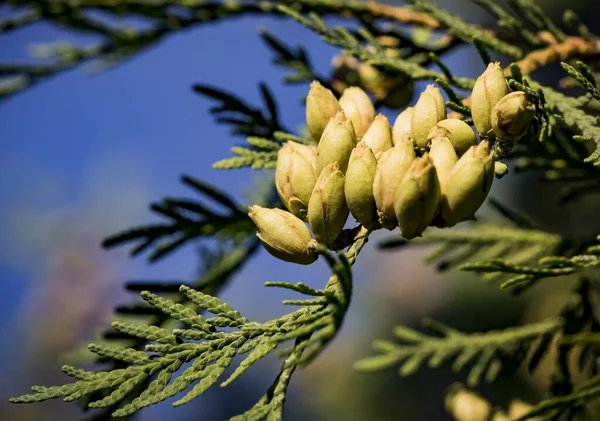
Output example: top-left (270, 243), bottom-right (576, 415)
top-left (411, 0), bottom-right (523, 59)
top-left (11, 235), bottom-right (368, 418)
top-left (380, 200), bottom-right (563, 292)
top-left (5, 0), bottom-right (600, 420)
top-left (212, 131), bottom-right (312, 170)
top-left (510, 376), bottom-right (600, 420)
top-left (259, 29), bottom-right (327, 87)
top-left (102, 174), bottom-right (253, 262)
top-left (355, 318), bottom-right (562, 387)
top-left (561, 61), bottom-right (600, 102)
top-left (461, 253), bottom-right (600, 290)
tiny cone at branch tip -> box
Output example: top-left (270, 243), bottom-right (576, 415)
top-left (427, 118), bottom-right (477, 157)
top-left (275, 141), bottom-right (317, 218)
top-left (491, 91), bottom-right (536, 142)
top-left (316, 110), bottom-right (356, 175)
top-left (392, 106), bottom-right (413, 146)
top-left (306, 80), bottom-right (342, 143)
top-left (248, 206), bottom-right (317, 265)
top-left (508, 400), bottom-right (541, 421)
top-left (373, 137), bottom-right (416, 229)
top-left (494, 161), bottom-right (509, 178)
top-left (428, 136), bottom-right (458, 191)
top-left (411, 85), bottom-right (447, 148)
top-left (345, 141), bottom-right (379, 230)
top-left (445, 387), bottom-right (491, 421)
top-left (394, 153), bottom-right (440, 239)
top-left (308, 162), bottom-right (349, 246)
top-left (471, 62), bottom-right (509, 137)
top-left (361, 113), bottom-right (393, 158)
top-left (339, 86), bottom-right (376, 139)
top-left (440, 140), bottom-right (495, 227)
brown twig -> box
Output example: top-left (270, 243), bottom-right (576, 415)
top-left (514, 36), bottom-right (600, 75)
top-left (365, 1), bottom-right (441, 29)
top-left (447, 36), bottom-right (600, 118)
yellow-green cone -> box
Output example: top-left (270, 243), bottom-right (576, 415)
top-left (345, 141), bottom-right (379, 230)
top-left (373, 137), bottom-right (416, 229)
top-left (427, 118), bottom-right (477, 157)
top-left (308, 162), bottom-right (349, 246)
top-left (361, 113), bottom-right (393, 158)
top-left (306, 80), bottom-right (342, 143)
top-left (392, 106), bottom-right (414, 146)
top-left (394, 153), bottom-right (440, 239)
top-left (288, 141), bottom-right (317, 173)
top-left (491, 91), bottom-right (536, 142)
top-left (445, 387), bottom-right (492, 421)
top-left (248, 206), bottom-right (317, 265)
top-left (440, 140), bottom-right (495, 226)
top-left (494, 161), bottom-right (509, 178)
top-left (339, 86), bottom-right (376, 139)
top-left (411, 85), bottom-right (447, 148)
top-left (316, 111), bottom-right (357, 175)
top-left (275, 141), bottom-right (317, 218)
top-left (471, 62), bottom-right (509, 137)
top-left (428, 136), bottom-right (458, 192)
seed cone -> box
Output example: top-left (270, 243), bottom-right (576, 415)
top-left (411, 85), bottom-right (446, 148)
top-left (339, 86), bottom-right (376, 138)
top-left (308, 162), bottom-right (349, 246)
top-left (345, 141), bottom-right (379, 230)
top-left (428, 136), bottom-right (458, 192)
top-left (306, 81), bottom-right (342, 143)
top-left (362, 113), bottom-right (393, 158)
top-left (316, 111), bottom-right (357, 176)
top-left (491, 91), bottom-right (536, 142)
top-left (394, 153), bottom-right (440, 239)
top-left (248, 206), bottom-right (317, 265)
top-left (291, 141), bottom-right (317, 173)
top-left (440, 140), bottom-right (495, 226)
top-left (427, 118), bottom-right (477, 157)
top-left (373, 137), bottom-right (416, 228)
top-left (392, 106), bottom-right (414, 146)
top-left (471, 62), bottom-right (509, 137)
top-left (275, 141), bottom-right (317, 218)
top-left (445, 387), bottom-right (492, 421)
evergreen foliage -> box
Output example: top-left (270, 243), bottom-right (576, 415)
top-left (5, 0), bottom-right (600, 420)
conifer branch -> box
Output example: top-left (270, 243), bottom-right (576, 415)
top-left (102, 174), bottom-right (255, 262)
top-left (0, 0), bottom-right (440, 101)
top-left (517, 38), bottom-right (600, 75)
top-left (511, 379), bottom-right (600, 421)
top-left (380, 220), bottom-right (562, 285)
top-left (10, 230), bottom-right (369, 419)
top-left (355, 319), bottom-right (563, 387)
top-left (410, 0), bottom-right (523, 59)
top-left (6, 1), bottom-right (600, 420)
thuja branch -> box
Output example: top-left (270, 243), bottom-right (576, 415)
top-left (10, 231), bottom-right (369, 418)
top-left (0, 0), bottom-right (438, 101)
top-left (515, 37), bottom-right (600, 75)
top-left (356, 319), bottom-right (563, 387)
top-left (452, 36), bottom-right (600, 112)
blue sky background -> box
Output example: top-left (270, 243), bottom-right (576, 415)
top-left (0, 9), bottom-right (381, 420)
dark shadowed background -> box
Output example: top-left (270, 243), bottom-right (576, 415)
top-left (2, 1), bottom-right (600, 420)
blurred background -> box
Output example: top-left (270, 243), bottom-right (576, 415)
top-left (2, 1), bottom-right (600, 420)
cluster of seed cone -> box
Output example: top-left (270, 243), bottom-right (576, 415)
top-left (249, 63), bottom-right (536, 265)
